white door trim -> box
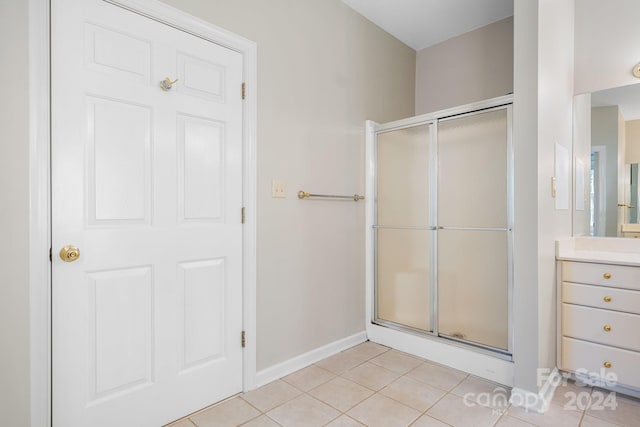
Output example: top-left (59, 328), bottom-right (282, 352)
top-left (29, 1), bottom-right (257, 424)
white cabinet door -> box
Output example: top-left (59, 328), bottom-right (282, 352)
top-left (51, 0), bottom-right (244, 425)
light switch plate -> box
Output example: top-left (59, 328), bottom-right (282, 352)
top-left (272, 180), bottom-right (286, 198)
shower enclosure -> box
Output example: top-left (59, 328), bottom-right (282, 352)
top-left (367, 96), bottom-right (513, 359)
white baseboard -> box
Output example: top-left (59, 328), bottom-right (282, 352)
top-left (509, 367), bottom-right (561, 413)
top-left (254, 331), bottom-right (367, 388)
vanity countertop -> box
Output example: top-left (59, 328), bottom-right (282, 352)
top-left (556, 237), bottom-right (640, 266)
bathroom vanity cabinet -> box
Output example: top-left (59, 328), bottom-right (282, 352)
top-left (557, 238), bottom-right (640, 397)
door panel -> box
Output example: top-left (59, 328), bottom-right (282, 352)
top-left (437, 229), bottom-right (509, 350)
top-left (51, 0), bottom-right (244, 425)
top-left (84, 23), bottom-right (152, 82)
top-left (88, 96), bottom-right (152, 224)
top-left (376, 124), bottom-right (431, 227)
top-left (178, 258), bottom-right (226, 370)
top-left (88, 266), bottom-right (153, 400)
top-left (375, 123), bottom-right (432, 332)
top-left (376, 228), bottom-right (432, 331)
top-left (177, 53), bottom-right (226, 101)
top-left (438, 109), bottom-right (508, 228)
top-left (178, 115), bottom-right (225, 222)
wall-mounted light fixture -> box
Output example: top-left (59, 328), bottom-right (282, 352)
top-left (633, 63), bottom-right (640, 78)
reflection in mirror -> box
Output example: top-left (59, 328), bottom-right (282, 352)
top-left (573, 82), bottom-right (640, 237)
top-left (629, 163), bottom-right (638, 224)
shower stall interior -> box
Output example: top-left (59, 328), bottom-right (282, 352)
top-left (366, 96), bottom-right (514, 362)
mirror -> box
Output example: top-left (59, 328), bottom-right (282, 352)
top-left (573, 82), bottom-right (640, 237)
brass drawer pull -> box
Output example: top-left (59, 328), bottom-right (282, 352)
top-left (603, 361), bottom-right (612, 368)
top-left (603, 325), bottom-right (612, 332)
top-left (603, 296), bottom-right (612, 302)
top-left (603, 273), bottom-right (612, 279)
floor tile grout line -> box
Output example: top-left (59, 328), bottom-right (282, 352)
top-left (306, 380), bottom-right (376, 414)
top-left (379, 379), bottom-right (450, 414)
top-left (491, 410), bottom-right (507, 427)
top-left (263, 411), bottom-right (284, 426)
top-left (402, 366), bottom-right (470, 393)
top-left (581, 410), bottom-right (630, 427)
top-left (169, 391), bottom-right (244, 426)
top-left (577, 407), bottom-right (587, 427)
top-left (236, 395), bottom-right (266, 418)
top-left (320, 411), bottom-right (346, 427)
top-left (313, 343), bottom-right (392, 375)
top-left (408, 385), bottom-right (456, 426)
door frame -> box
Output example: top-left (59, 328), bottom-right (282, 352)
top-left (29, 0), bottom-right (257, 425)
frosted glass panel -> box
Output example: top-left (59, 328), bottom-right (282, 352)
top-left (377, 229), bottom-right (431, 331)
top-left (438, 109), bottom-right (508, 228)
top-left (437, 229), bottom-right (508, 350)
top-left (377, 124), bottom-right (431, 227)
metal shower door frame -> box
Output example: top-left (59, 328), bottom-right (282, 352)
top-left (369, 95), bottom-right (514, 358)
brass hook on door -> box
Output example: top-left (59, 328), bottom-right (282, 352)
top-left (160, 77), bottom-right (179, 91)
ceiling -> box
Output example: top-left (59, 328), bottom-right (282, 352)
top-left (342, 0), bottom-right (514, 51)
top-left (592, 83), bottom-right (640, 121)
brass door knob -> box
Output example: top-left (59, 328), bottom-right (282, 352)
top-left (159, 77), bottom-right (179, 91)
top-left (603, 325), bottom-right (612, 332)
top-left (603, 361), bottom-right (612, 368)
top-left (603, 273), bottom-right (612, 279)
top-left (604, 296), bottom-right (612, 302)
top-left (59, 245), bottom-right (80, 262)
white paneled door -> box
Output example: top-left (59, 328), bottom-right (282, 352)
top-left (51, 1), bottom-right (244, 425)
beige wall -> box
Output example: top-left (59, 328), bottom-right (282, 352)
top-left (0, 1), bottom-right (31, 426)
top-left (158, 0), bottom-right (416, 371)
top-left (415, 17), bottom-right (513, 114)
top-left (575, 0), bottom-right (640, 94)
top-left (626, 120), bottom-right (640, 164)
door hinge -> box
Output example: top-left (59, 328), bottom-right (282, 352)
top-left (241, 82), bottom-right (246, 100)
top-left (241, 207), bottom-right (246, 224)
top-left (49, 247), bottom-right (52, 262)
top-left (241, 330), bottom-right (246, 348)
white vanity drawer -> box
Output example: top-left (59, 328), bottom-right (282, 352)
top-left (562, 261), bottom-right (640, 291)
top-left (562, 303), bottom-right (640, 351)
top-left (562, 282), bottom-right (640, 315)
top-left (561, 337), bottom-right (640, 389)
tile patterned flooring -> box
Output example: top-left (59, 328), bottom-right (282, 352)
top-left (168, 341), bottom-right (640, 427)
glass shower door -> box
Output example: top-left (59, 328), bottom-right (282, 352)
top-left (375, 123), bottom-right (433, 332)
top-left (437, 108), bottom-right (510, 351)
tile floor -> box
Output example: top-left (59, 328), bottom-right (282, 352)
top-left (168, 341), bottom-right (640, 427)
